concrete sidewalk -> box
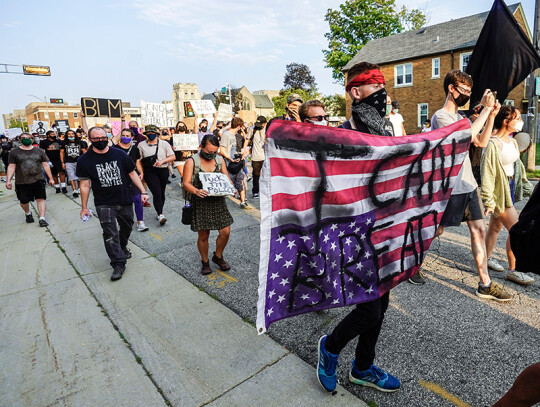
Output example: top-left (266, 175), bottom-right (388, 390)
top-left (0, 187), bottom-right (365, 407)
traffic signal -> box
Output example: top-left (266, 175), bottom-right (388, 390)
top-left (50, 98), bottom-right (63, 104)
top-left (184, 101), bottom-right (195, 117)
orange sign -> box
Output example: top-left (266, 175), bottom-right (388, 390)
top-left (22, 65), bottom-right (51, 76)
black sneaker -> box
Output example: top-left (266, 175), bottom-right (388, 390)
top-left (111, 266), bottom-right (125, 281)
top-left (123, 247), bottom-right (132, 259)
top-left (408, 269), bottom-right (426, 285)
top-left (55, 188), bottom-right (61, 194)
top-left (73, 191), bottom-right (79, 198)
top-left (252, 193), bottom-right (259, 198)
top-left (61, 187), bottom-right (68, 194)
top-left (26, 213), bottom-right (35, 223)
top-left (38, 218), bottom-right (48, 227)
top-left (171, 173), bottom-right (177, 178)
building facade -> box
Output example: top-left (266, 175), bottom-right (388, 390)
top-left (25, 102), bottom-right (82, 130)
top-left (343, 3), bottom-right (532, 135)
top-left (2, 109), bottom-right (27, 130)
top-left (172, 83), bottom-right (201, 122)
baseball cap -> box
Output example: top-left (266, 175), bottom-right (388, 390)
top-left (287, 94), bottom-right (303, 104)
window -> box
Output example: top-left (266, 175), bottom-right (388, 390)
top-left (432, 58), bottom-right (440, 78)
top-left (460, 52), bottom-right (472, 72)
top-left (63, 112), bottom-right (68, 119)
top-left (503, 100), bottom-right (515, 106)
top-left (395, 63), bottom-right (413, 87)
top-left (73, 112), bottom-right (79, 119)
top-left (55, 112), bottom-right (60, 119)
top-left (44, 112), bottom-right (49, 119)
top-left (418, 103), bottom-right (429, 127)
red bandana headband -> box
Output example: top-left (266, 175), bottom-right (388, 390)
top-left (345, 69), bottom-right (386, 91)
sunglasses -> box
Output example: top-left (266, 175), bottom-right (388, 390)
top-left (308, 115), bottom-right (329, 122)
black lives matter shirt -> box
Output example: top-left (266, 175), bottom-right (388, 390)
top-left (64, 141), bottom-right (87, 163)
top-left (76, 147), bottom-right (135, 206)
top-left (40, 138), bottom-right (64, 162)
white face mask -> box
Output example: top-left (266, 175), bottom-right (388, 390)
top-left (309, 119), bottom-right (328, 126)
top-left (513, 120), bottom-right (524, 132)
top-left (393, 109), bottom-right (399, 113)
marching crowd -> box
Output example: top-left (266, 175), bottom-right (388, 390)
top-left (1, 61), bottom-right (539, 406)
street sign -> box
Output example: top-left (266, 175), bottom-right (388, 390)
top-left (221, 87), bottom-right (227, 93)
top-left (50, 98), bottom-right (63, 104)
top-left (22, 65), bottom-right (51, 76)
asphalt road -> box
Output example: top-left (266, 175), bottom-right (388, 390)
top-left (121, 177), bottom-right (540, 407)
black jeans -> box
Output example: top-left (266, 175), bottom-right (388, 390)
top-left (144, 167), bottom-right (169, 215)
top-left (252, 160), bottom-right (264, 195)
top-left (95, 204), bottom-right (134, 268)
top-left (325, 291), bottom-right (389, 371)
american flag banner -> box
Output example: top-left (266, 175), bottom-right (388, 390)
top-left (256, 119), bottom-right (472, 334)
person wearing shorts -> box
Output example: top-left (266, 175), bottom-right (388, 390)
top-left (61, 129), bottom-right (87, 198)
top-left (40, 130), bottom-right (66, 193)
top-left (6, 132), bottom-right (55, 227)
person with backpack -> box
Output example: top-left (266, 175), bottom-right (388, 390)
top-left (182, 134), bottom-right (234, 275)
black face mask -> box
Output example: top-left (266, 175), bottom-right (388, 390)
top-left (92, 140), bottom-right (108, 150)
top-left (147, 133), bottom-right (157, 141)
top-left (453, 91), bottom-right (470, 107)
top-left (200, 150), bottom-right (217, 160)
top-left (359, 87), bottom-right (388, 118)
top-left (200, 126), bottom-right (208, 133)
top-left (177, 126), bottom-right (186, 132)
top-left (48, 135), bottom-right (56, 140)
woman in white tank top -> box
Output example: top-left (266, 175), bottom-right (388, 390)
top-left (480, 106), bottom-right (534, 286)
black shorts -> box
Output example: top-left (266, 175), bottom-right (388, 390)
top-left (49, 160), bottom-right (64, 176)
top-left (15, 180), bottom-right (47, 204)
top-left (440, 188), bottom-right (484, 227)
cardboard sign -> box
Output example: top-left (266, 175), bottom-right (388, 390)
top-left (54, 120), bottom-right (70, 133)
top-left (141, 100), bottom-right (168, 127)
top-left (189, 100), bottom-right (216, 115)
top-left (173, 133), bottom-right (199, 151)
top-left (30, 120), bottom-right (49, 136)
top-left (81, 98), bottom-right (123, 118)
top-left (217, 103), bottom-right (233, 121)
top-left (166, 102), bottom-right (175, 127)
top-left (199, 172), bottom-right (236, 196)
top-left (4, 128), bottom-right (23, 140)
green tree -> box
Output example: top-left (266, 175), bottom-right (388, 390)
top-left (9, 119), bottom-right (29, 132)
top-left (271, 88), bottom-right (319, 118)
top-left (283, 63), bottom-right (318, 93)
top-left (322, 94), bottom-right (347, 116)
top-left (323, 0), bottom-right (427, 83)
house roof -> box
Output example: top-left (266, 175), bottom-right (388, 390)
top-left (253, 94), bottom-right (274, 109)
top-left (343, 3), bottom-right (520, 69)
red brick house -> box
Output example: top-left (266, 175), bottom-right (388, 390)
top-left (343, 3), bottom-right (533, 135)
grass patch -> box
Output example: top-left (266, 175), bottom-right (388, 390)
top-left (526, 169), bottom-right (540, 179)
top-left (536, 143), bottom-right (540, 166)
top-left (367, 401), bottom-right (379, 407)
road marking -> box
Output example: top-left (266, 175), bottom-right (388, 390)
top-left (150, 233), bottom-right (163, 242)
top-left (419, 380), bottom-right (472, 407)
top-left (150, 228), bottom-right (182, 242)
top-left (226, 196), bottom-right (261, 221)
top-left (206, 270), bottom-right (238, 288)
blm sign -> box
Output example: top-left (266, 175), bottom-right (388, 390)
top-left (81, 98), bottom-right (123, 118)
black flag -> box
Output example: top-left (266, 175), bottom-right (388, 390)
top-left (466, 0), bottom-right (540, 106)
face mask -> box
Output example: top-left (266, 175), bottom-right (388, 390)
top-left (34, 137), bottom-right (41, 144)
top-left (130, 126), bottom-right (140, 134)
top-left (452, 89), bottom-right (470, 107)
top-left (424, 124), bottom-right (430, 128)
top-left (200, 126), bottom-right (208, 133)
top-left (308, 119), bottom-right (328, 126)
top-left (49, 135), bottom-right (56, 140)
top-left (177, 125), bottom-right (186, 132)
top-left (106, 132), bottom-right (112, 139)
top-left (513, 120), bottom-right (524, 132)
top-left (92, 140), bottom-right (108, 150)
top-left (385, 105), bottom-right (392, 116)
top-left (359, 87), bottom-right (388, 118)
top-left (200, 150), bottom-right (217, 160)
top-left (21, 138), bottom-right (32, 146)
top-left (147, 133), bottom-right (157, 141)
top-left (393, 109), bottom-right (399, 113)
top-left (121, 136), bottom-right (132, 144)
top-left (68, 137), bottom-right (75, 141)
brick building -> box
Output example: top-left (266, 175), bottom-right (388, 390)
top-left (25, 102), bottom-right (82, 129)
top-left (343, 3), bottom-right (532, 135)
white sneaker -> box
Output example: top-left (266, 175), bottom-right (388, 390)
top-left (137, 221), bottom-right (149, 232)
top-left (506, 270), bottom-right (535, 286)
top-left (158, 214), bottom-right (167, 225)
top-left (487, 258), bottom-right (505, 272)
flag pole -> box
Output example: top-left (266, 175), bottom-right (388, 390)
top-left (527, 0), bottom-right (540, 171)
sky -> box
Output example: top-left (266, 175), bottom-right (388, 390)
top-left (0, 0), bottom-right (535, 131)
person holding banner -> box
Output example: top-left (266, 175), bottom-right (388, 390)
top-left (481, 106), bottom-right (534, 286)
top-left (183, 134), bottom-right (234, 275)
top-left (138, 125), bottom-right (175, 226)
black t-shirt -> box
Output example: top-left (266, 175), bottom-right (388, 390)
top-left (63, 141), bottom-right (86, 163)
top-left (40, 138), bottom-right (65, 162)
top-left (113, 144), bottom-right (140, 173)
top-left (76, 147), bottom-right (136, 206)
top-left (1, 141), bottom-right (12, 160)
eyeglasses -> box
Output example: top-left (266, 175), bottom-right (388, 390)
top-left (455, 85), bottom-right (472, 96)
top-left (91, 137), bottom-right (108, 142)
top-left (308, 115), bottom-right (329, 122)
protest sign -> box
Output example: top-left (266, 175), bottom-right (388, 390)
top-left (30, 120), bottom-right (49, 136)
top-left (4, 128), bottom-right (23, 139)
top-left (141, 100), bottom-right (168, 127)
top-left (54, 120), bottom-right (70, 133)
top-left (166, 102), bottom-right (174, 127)
top-left (189, 100), bottom-right (216, 115)
top-left (199, 172), bottom-right (236, 197)
top-left (217, 103), bottom-right (233, 121)
top-left (256, 119), bottom-right (472, 334)
top-left (111, 121), bottom-right (122, 136)
top-left (173, 133), bottom-right (199, 151)
top-left (81, 98), bottom-right (123, 117)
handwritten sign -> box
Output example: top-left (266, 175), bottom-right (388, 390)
top-left (189, 100), bottom-right (216, 115)
top-left (141, 100), bottom-right (168, 127)
top-left (217, 103), bottom-right (233, 121)
top-left (173, 133), bottom-right (199, 151)
top-left (199, 172), bottom-right (236, 196)
top-left (4, 128), bottom-right (23, 140)
top-left (81, 98), bottom-right (123, 118)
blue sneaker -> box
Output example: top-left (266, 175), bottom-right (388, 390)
top-left (317, 335), bottom-right (339, 392)
top-left (349, 361), bottom-right (400, 392)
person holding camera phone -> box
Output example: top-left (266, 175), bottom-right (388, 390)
top-left (220, 117), bottom-right (251, 209)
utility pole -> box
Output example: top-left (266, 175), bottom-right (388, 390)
top-left (527, 0), bottom-right (540, 171)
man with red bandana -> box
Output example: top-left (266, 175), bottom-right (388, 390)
top-left (316, 62), bottom-right (400, 394)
